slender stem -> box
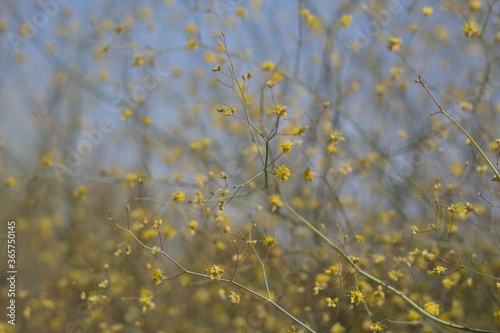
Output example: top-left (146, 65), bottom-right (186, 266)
top-left (415, 75), bottom-right (500, 181)
top-left (282, 202), bottom-right (496, 333)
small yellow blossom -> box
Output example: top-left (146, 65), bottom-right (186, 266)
top-left (184, 22), bottom-right (198, 35)
top-left (261, 60), bottom-right (275, 71)
top-left (6, 176), bottom-right (16, 187)
top-left (139, 288), bottom-right (155, 313)
top-left (265, 80), bottom-right (276, 88)
top-left (274, 165), bottom-right (291, 181)
top-left (204, 51), bottom-right (217, 63)
top-left (388, 270), bottom-right (403, 281)
top-left (303, 167), bottom-right (315, 182)
top-left (300, 9), bottom-right (322, 34)
top-left (325, 265), bottom-right (340, 276)
top-left (339, 14), bottom-right (352, 28)
top-left (20, 22), bottom-right (34, 38)
top-left (235, 7), bottom-right (247, 19)
top-left (172, 191), bottom-right (186, 201)
top-left (269, 194), bottom-right (283, 212)
top-left (216, 104), bottom-right (236, 116)
top-left (262, 235), bottom-right (278, 246)
top-left (72, 186), bottom-right (87, 199)
top-left (274, 104), bottom-right (287, 119)
top-left (325, 297), bottom-right (338, 308)
top-left (348, 289), bottom-right (365, 305)
top-left (463, 21), bottom-right (480, 38)
top-left (133, 55), bottom-right (144, 67)
top-left (41, 154), bottom-right (53, 166)
top-left (422, 7), bottom-right (433, 16)
top-left (369, 321), bottom-right (385, 332)
top-left (190, 137), bottom-right (212, 150)
top-left (121, 108), bottom-right (133, 120)
top-left (329, 129), bottom-right (345, 143)
top-left (280, 141), bottom-right (293, 154)
top-left (270, 70), bottom-right (283, 82)
top-left (141, 116), bottom-right (152, 125)
top-left (292, 125), bottom-right (309, 136)
top-left (153, 219), bottom-right (162, 229)
top-left (186, 39), bottom-right (199, 51)
top-left (469, 0), bottom-right (481, 10)
top-left (98, 279), bottom-right (108, 288)
top-left (151, 268), bottom-right (166, 285)
top-left (125, 173), bottom-right (138, 187)
top-left (424, 301), bottom-right (440, 316)
top-left (388, 36), bottom-right (402, 52)
top-left (187, 220), bottom-right (198, 235)
top-left (313, 283), bottom-right (323, 295)
top-left (94, 44), bottom-right (109, 60)
top-left (206, 263), bottom-right (224, 281)
top-left (354, 234), bottom-right (364, 243)
top-left (430, 264), bottom-right (447, 276)
top-left (229, 291), bottom-right (240, 305)
top-left (407, 309), bottom-right (420, 321)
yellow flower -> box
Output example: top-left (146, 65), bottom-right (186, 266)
top-left (292, 125), bottom-right (308, 136)
top-left (141, 116), bottom-right (152, 125)
top-left (469, 0), bottom-right (481, 10)
top-left (6, 176), bottom-right (16, 187)
top-left (184, 22), bottom-right (198, 35)
top-left (125, 173), bottom-right (138, 187)
top-left (41, 154), bottom-right (53, 166)
top-left (186, 39), bottom-right (199, 51)
top-left (388, 36), bottom-right (402, 52)
top-left (206, 263), bottom-right (224, 281)
top-left (204, 51), bottom-right (217, 63)
top-left (369, 322), bottom-right (385, 332)
top-left (348, 289), bottom-right (364, 305)
top-left (280, 141), bottom-right (293, 154)
top-left (430, 264), bottom-right (447, 275)
top-left (463, 21), bottom-right (480, 38)
top-left (229, 291), bottom-right (240, 305)
top-left (274, 104), bottom-right (287, 119)
top-left (151, 268), bottom-right (166, 285)
top-left (355, 234), bottom-right (364, 243)
top-left (261, 60), bottom-right (275, 71)
top-left (339, 14), bottom-right (352, 28)
top-left (329, 129), bottom-right (345, 143)
top-left (72, 186), bottom-right (87, 199)
top-left (269, 194), bottom-right (283, 212)
top-left (187, 220), bottom-right (198, 235)
top-left (424, 301), bottom-right (440, 316)
top-left (421, 6), bottom-right (433, 16)
top-left (121, 108), bottom-right (133, 120)
top-left (133, 54), bottom-right (144, 67)
top-left (172, 191), bottom-right (186, 201)
top-left (325, 297), bottom-right (338, 308)
top-left (139, 288), bottom-right (155, 313)
top-left (407, 309), bottom-right (420, 321)
top-left (235, 7), bottom-right (247, 19)
top-left (303, 167), bottom-right (315, 182)
top-left (388, 269), bottom-right (402, 281)
top-left (262, 235), bottom-right (278, 246)
top-left (274, 165), bottom-right (291, 181)
top-left (300, 9), bottom-right (322, 34)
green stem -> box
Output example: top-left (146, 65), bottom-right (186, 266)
top-left (282, 202), bottom-right (496, 333)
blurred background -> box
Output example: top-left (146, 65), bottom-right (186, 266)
top-left (0, 1), bottom-right (499, 332)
